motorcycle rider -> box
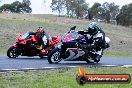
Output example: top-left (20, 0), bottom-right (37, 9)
top-left (28, 27), bottom-right (52, 51)
top-left (78, 22), bottom-right (106, 62)
top-left (60, 23), bottom-right (106, 62)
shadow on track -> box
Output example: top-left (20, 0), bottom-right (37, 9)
top-left (47, 61), bottom-right (103, 67)
top-left (7, 56), bottom-right (103, 66)
top-left (6, 57), bottom-right (47, 60)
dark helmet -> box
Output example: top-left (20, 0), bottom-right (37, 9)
top-left (36, 27), bottom-right (45, 38)
top-left (87, 22), bottom-right (99, 35)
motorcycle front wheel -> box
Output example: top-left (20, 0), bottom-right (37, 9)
top-left (48, 47), bottom-right (62, 64)
top-left (7, 46), bottom-right (19, 58)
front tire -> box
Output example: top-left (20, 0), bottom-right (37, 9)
top-left (39, 53), bottom-right (44, 59)
top-left (48, 47), bottom-right (62, 64)
top-left (39, 46), bottom-right (55, 59)
top-left (7, 46), bottom-right (19, 58)
top-left (46, 46), bottom-right (55, 56)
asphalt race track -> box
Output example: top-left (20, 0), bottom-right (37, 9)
top-left (0, 55), bottom-right (132, 71)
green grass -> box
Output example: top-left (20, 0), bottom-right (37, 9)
top-left (0, 67), bottom-right (132, 88)
top-left (0, 13), bottom-right (132, 58)
top-left (0, 13), bottom-right (132, 88)
top-left (104, 52), bottom-right (132, 58)
top-left (0, 49), bottom-right (6, 54)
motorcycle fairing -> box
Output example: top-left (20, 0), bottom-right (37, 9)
top-left (64, 48), bottom-right (85, 61)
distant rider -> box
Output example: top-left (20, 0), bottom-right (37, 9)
top-left (28, 27), bottom-right (52, 51)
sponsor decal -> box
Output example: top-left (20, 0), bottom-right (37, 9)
top-left (76, 66), bottom-right (131, 85)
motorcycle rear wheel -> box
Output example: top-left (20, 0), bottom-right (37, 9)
top-left (39, 53), bottom-right (44, 59)
top-left (85, 57), bottom-right (94, 63)
top-left (7, 46), bottom-right (19, 58)
top-left (85, 59), bottom-right (91, 63)
top-left (94, 55), bottom-right (101, 63)
top-left (39, 46), bottom-right (55, 59)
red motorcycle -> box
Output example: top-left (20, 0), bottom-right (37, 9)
top-left (7, 32), bottom-right (61, 58)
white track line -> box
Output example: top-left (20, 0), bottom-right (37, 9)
top-left (101, 65), bottom-right (117, 67)
top-left (122, 65), bottom-right (132, 68)
top-left (0, 65), bottom-right (131, 72)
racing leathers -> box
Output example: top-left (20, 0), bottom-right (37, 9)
top-left (79, 29), bottom-right (106, 62)
top-left (28, 31), bottom-right (51, 50)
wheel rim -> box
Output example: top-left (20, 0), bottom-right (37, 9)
top-left (9, 48), bottom-right (18, 58)
top-left (51, 51), bottom-right (61, 63)
top-left (86, 57), bottom-right (94, 63)
top-left (94, 56), bottom-right (101, 63)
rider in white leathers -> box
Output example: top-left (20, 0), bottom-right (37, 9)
top-left (78, 22), bottom-right (107, 62)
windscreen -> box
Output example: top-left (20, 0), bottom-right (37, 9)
top-left (69, 32), bottom-right (79, 39)
top-left (62, 31), bottom-right (80, 42)
top-left (21, 33), bottom-right (30, 39)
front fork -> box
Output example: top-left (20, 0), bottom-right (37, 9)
top-left (57, 44), bottom-right (67, 58)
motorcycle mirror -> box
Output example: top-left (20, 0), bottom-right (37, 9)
top-left (70, 26), bottom-right (76, 31)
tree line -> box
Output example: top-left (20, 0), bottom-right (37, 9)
top-left (0, 0), bottom-right (32, 14)
top-left (51, 0), bottom-right (132, 27)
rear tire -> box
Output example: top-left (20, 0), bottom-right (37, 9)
top-left (39, 46), bottom-right (55, 59)
top-left (46, 46), bottom-right (55, 56)
top-left (85, 56), bottom-right (94, 63)
top-left (48, 47), bottom-right (61, 64)
top-left (39, 53), bottom-right (44, 59)
top-left (7, 46), bottom-right (19, 58)
top-left (94, 59), bottom-right (100, 63)
top-left (85, 58), bottom-right (94, 63)
top-left (85, 58), bottom-right (91, 63)
top-left (94, 55), bottom-right (101, 63)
